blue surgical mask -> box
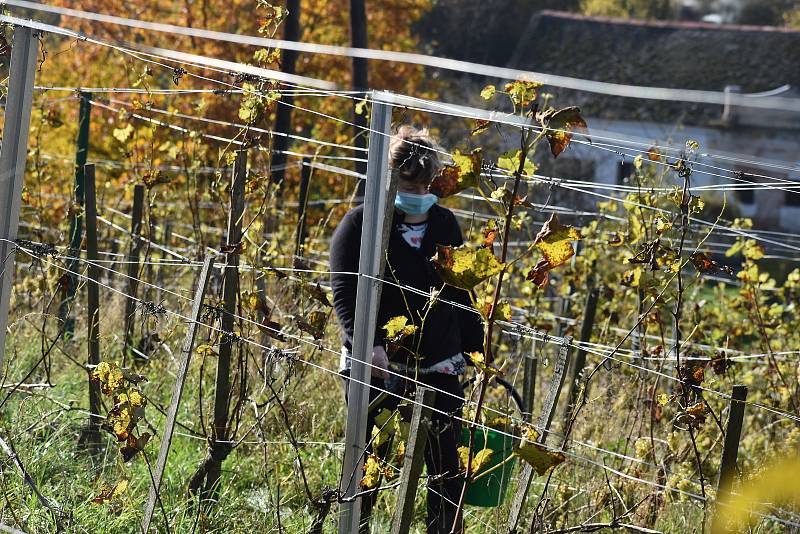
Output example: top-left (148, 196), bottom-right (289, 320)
top-left (395, 192), bottom-right (438, 215)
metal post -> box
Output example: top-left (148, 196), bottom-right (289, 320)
top-left (716, 384), bottom-right (748, 504)
top-left (0, 26), bottom-right (38, 371)
top-left (59, 92), bottom-right (92, 336)
top-left (390, 387), bottom-right (436, 534)
top-left (338, 93), bottom-right (393, 534)
top-left (141, 255), bottom-right (214, 533)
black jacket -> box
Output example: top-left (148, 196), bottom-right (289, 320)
top-left (330, 204), bottom-right (485, 369)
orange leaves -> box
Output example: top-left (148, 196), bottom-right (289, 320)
top-left (690, 252), bottom-right (734, 276)
top-left (540, 106), bottom-right (589, 158)
top-left (526, 214), bottom-right (581, 289)
top-left (428, 149), bottom-right (482, 198)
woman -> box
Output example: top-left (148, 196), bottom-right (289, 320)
top-left (330, 126), bottom-right (484, 534)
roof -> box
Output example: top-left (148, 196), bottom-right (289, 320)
top-left (510, 10), bottom-right (800, 126)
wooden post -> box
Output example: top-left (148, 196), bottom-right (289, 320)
top-left (203, 149), bottom-right (246, 499)
top-left (339, 93), bottom-right (394, 534)
top-left (79, 164), bottom-right (102, 449)
top-left (122, 184), bottom-right (145, 362)
top-left (0, 26), bottom-right (38, 371)
top-left (506, 336), bottom-right (572, 534)
top-left (349, 0), bottom-right (369, 190)
top-left (141, 255), bottom-right (214, 533)
top-left (268, 0), bottom-right (300, 191)
top-left (522, 338), bottom-right (537, 422)
top-left (562, 285), bottom-right (599, 428)
top-left (389, 387), bottom-right (436, 534)
top-left (295, 157), bottom-right (312, 258)
top-left (155, 222), bottom-right (172, 289)
top-left (715, 384), bottom-right (748, 505)
top-left (59, 92), bottom-right (92, 337)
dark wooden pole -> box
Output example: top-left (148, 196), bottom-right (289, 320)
top-left (563, 285), bottom-right (600, 427)
top-left (295, 156), bottom-right (311, 258)
top-left (203, 149), bottom-right (246, 499)
top-left (269, 0), bottom-right (301, 190)
top-left (123, 184), bottom-right (145, 363)
top-left (522, 338), bottom-right (537, 422)
top-left (390, 387), bottom-right (436, 534)
top-left (716, 384), bottom-right (748, 504)
top-left (350, 0), bottom-right (369, 195)
top-left (78, 164), bottom-right (101, 450)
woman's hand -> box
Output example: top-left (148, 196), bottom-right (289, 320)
top-left (371, 345), bottom-right (390, 380)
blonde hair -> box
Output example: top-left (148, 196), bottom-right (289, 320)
top-left (388, 125), bottom-right (443, 185)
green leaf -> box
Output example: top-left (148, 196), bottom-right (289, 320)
top-left (497, 150), bottom-right (537, 177)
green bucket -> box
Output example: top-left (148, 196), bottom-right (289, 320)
top-left (460, 427), bottom-right (516, 507)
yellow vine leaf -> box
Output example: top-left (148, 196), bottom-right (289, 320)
top-left (533, 213), bottom-right (581, 268)
top-left (382, 316), bottom-right (418, 340)
top-left (513, 443), bottom-right (565, 475)
top-left (432, 245), bottom-right (504, 290)
top-left (361, 454), bottom-right (382, 490)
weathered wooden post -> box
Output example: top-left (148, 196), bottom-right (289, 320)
top-left (390, 387), bottom-right (436, 534)
top-left (562, 285), bottom-right (599, 428)
top-left (203, 149), bottom-right (246, 499)
top-left (338, 93), bottom-right (394, 534)
top-left (59, 91), bottom-right (92, 337)
top-left (507, 336), bottom-right (572, 534)
top-left (78, 164), bottom-right (102, 449)
top-left (716, 384), bottom-right (748, 505)
top-left (0, 26), bottom-right (38, 371)
top-left (141, 255), bottom-right (214, 533)
top-left (295, 156), bottom-right (312, 258)
top-left (522, 338), bottom-right (537, 422)
top-left (122, 184), bottom-right (145, 362)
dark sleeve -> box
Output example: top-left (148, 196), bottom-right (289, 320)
top-left (329, 210), bottom-right (361, 350)
top-left (330, 209), bottom-right (387, 351)
top-left (447, 211), bottom-right (486, 355)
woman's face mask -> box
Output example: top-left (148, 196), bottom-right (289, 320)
top-left (395, 191), bottom-right (439, 215)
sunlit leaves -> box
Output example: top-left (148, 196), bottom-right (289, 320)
top-left (533, 213), bottom-right (581, 268)
top-left (458, 446), bottom-right (494, 474)
top-left (497, 150), bottom-right (537, 177)
top-left (361, 454), bottom-right (382, 489)
top-left (196, 343), bottom-right (218, 357)
top-left (429, 149), bottom-right (482, 198)
top-left (238, 83), bottom-right (267, 125)
top-left (480, 85), bottom-right (496, 100)
top-left (478, 296), bottom-right (511, 322)
top-left (471, 119), bottom-right (491, 136)
top-left (92, 478), bottom-right (129, 505)
top-left (467, 351), bottom-right (502, 376)
top-left (503, 79), bottom-right (543, 108)
top-left (91, 361), bottom-right (125, 395)
top-left (513, 443), bottom-right (565, 475)
top-left (540, 106), bottom-right (589, 158)
top-left (432, 245), bottom-right (504, 290)
top-left (112, 124), bottom-right (134, 144)
top-left (382, 316), bottom-right (418, 341)
top-left (483, 220), bottom-right (498, 249)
